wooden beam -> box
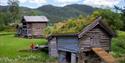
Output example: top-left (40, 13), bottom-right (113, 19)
top-left (92, 48), bottom-right (116, 63)
top-left (71, 53), bottom-right (76, 63)
top-left (78, 52), bottom-right (85, 63)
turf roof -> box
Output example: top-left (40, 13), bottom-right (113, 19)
top-left (44, 16), bottom-right (95, 36)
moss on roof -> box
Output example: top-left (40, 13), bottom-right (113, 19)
top-left (43, 16), bottom-right (96, 36)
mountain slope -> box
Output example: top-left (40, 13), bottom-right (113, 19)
top-left (0, 4), bottom-right (98, 23)
top-left (37, 4), bottom-right (98, 23)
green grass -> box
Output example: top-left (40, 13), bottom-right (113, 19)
top-left (111, 31), bottom-right (125, 63)
top-left (1, 31), bottom-right (125, 63)
top-left (0, 32), bottom-right (56, 63)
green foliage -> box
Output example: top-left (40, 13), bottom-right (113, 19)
top-left (114, 2), bottom-right (125, 31)
top-left (8, 0), bottom-right (20, 23)
top-left (37, 4), bottom-right (96, 23)
top-left (0, 12), bottom-right (10, 31)
top-left (44, 16), bottom-right (95, 36)
top-left (90, 9), bottom-right (123, 30)
top-left (0, 4), bottom-right (97, 32)
top-left (44, 9), bottom-right (124, 36)
top-left (112, 31), bottom-right (125, 57)
top-left (119, 60), bottom-right (125, 63)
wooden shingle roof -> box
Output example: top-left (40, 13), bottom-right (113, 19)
top-left (23, 16), bottom-right (49, 22)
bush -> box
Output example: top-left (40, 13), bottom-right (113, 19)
top-left (112, 31), bottom-right (125, 57)
top-left (90, 9), bottom-right (123, 30)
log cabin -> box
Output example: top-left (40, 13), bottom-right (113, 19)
top-left (48, 17), bottom-right (116, 63)
top-left (16, 16), bottom-right (49, 38)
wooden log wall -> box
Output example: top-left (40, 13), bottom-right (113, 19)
top-left (49, 37), bottom-right (58, 57)
top-left (80, 26), bottom-right (111, 51)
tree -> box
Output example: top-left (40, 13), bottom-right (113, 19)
top-left (0, 12), bottom-right (7, 31)
top-left (114, 1), bottom-right (125, 30)
top-left (90, 9), bottom-right (123, 30)
top-left (8, 0), bottom-right (20, 23)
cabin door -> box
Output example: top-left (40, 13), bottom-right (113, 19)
top-left (91, 32), bottom-right (101, 48)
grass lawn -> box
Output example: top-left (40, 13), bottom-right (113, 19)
top-left (0, 32), bottom-right (56, 63)
top-left (0, 31), bottom-right (125, 63)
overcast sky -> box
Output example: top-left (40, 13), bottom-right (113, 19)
top-left (0, 0), bottom-right (124, 8)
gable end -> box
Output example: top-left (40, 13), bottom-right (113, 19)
top-left (78, 17), bottom-right (115, 38)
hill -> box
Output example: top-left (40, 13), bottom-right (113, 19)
top-left (0, 4), bottom-right (98, 23)
top-left (37, 4), bottom-right (98, 23)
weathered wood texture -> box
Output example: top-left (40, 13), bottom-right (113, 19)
top-left (48, 37), bottom-right (58, 57)
top-left (48, 17), bottom-right (115, 63)
top-left (71, 53), bottom-right (77, 63)
top-left (22, 22), bottom-right (47, 37)
top-left (58, 51), bottom-right (67, 63)
top-left (80, 26), bottom-right (111, 51)
top-left (78, 52), bottom-right (85, 63)
top-left (30, 22), bottom-right (47, 36)
top-left (57, 36), bottom-right (79, 53)
top-left (92, 48), bottom-right (115, 63)
top-left (18, 16), bottom-right (49, 38)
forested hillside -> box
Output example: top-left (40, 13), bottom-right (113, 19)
top-left (0, 4), bottom-right (98, 23)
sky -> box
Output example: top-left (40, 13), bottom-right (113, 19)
top-left (0, 0), bottom-right (124, 8)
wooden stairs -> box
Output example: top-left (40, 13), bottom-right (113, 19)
top-left (92, 48), bottom-right (116, 63)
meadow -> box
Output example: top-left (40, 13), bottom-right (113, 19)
top-left (0, 32), bottom-right (56, 63)
top-left (0, 31), bottom-right (125, 63)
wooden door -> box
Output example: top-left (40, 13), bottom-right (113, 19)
top-left (91, 32), bottom-right (101, 48)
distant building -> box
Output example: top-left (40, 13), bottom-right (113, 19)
top-left (16, 16), bottom-right (49, 38)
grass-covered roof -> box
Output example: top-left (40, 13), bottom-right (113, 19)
top-left (43, 16), bottom-right (97, 36)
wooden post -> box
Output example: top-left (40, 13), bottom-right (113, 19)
top-left (78, 52), bottom-right (85, 63)
top-left (71, 53), bottom-right (76, 63)
top-left (58, 51), bottom-right (66, 63)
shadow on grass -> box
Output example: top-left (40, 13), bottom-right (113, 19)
top-left (18, 48), bottom-right (48, 54)
top-left (0, 33), bottom-right (14, 36)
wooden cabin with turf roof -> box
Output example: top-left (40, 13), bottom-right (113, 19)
top-left (16, 16), bottom-right (49, 38)
top-left (48, 17), bottom-right (116, 63)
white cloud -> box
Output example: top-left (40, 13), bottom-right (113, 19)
top-left (54, 0), bottom-right (81, 6)
top-left (0, 0), bottom-right (122, 8)
top-left (83, 0), bottom-right (121, 8)
top-left (0, 0), bottom-right (8, 6)
top-left (57, 0), bottom-right (79, 3)
top-left (0, 0), bottom-right (48, 8)
top-left (19, 0), bottom-right (27, 3)
top-left (28, 0), bottom-right (47, 7)
top-left (29, 0), bottom-right (47, 4)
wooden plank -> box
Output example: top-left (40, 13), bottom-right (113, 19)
top-left (49, 37), bottom-right (58, 57)
top-left (92, 48), bottom-right (115, 63)
top-left (71, 53), bottom-right (76, 63)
